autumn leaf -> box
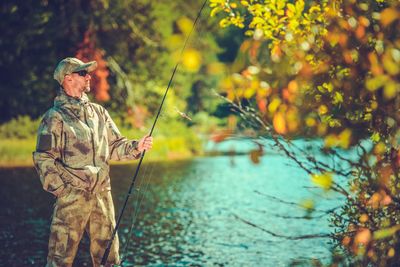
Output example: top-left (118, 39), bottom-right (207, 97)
top-left (249, 148), bottom-right (263, 164)
top-left (257, 98), bottom-right (267, 113)
top-left (388, 248), bottom-right (396, 258)
top-left (182, 48), bottom-right (202, 72)
top-left (311, 172), bottom-right (333, 190)
top-left (373, 225), bottom-right (400, 240)
top-left (176, 16), bottom-right (193, 36)
top-left (299, 198), bottom-right (315, 211)
top-left (268, 98), bottom-right (281, 113)
top-left (210, 129), bottom-right (232, 143)
top-left (359, 214), bottom-right (369, 223)
top-left (354, 228), bottom-right (372, 247)
top-left (383, 81), bottom-right (398, 100)
top-left (318, 105), bottom-right (328, 115)
top-left (338, 128), bottom-right (352, 149)
top-left (380, 8), bottom-right (399, 27)
top-left (273, 112), bottom-right (287, 134)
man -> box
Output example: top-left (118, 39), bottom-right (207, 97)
top-left (33, 57), bottom-right (153, 267)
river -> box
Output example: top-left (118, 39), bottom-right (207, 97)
top-left (0, 150), bottom-right (344, 266)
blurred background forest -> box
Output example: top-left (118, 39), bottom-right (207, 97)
top-left (0, 0), bottom-right (245, 165)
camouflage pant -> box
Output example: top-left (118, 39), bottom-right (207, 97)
top-left (46, 186), bottom-right (120, 267)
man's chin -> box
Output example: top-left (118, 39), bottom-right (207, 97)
top-left (84, 86), bottom-right (91, 93)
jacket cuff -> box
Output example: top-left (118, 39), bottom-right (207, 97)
top-left (130, 140), bottom-right (142, 159)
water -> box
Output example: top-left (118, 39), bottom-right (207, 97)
top-left (0, 153), bottom-right (343, 266)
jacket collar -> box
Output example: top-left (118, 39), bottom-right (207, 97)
top-left (54, 88), bottom-right (90, 116)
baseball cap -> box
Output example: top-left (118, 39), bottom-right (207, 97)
top-left (53, 57), bottom-right (98, 84)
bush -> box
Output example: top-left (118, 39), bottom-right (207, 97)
top-left (0, 116), bottom-right (41, 139)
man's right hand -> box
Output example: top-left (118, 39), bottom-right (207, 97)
top-left (137, 135), bottom-right (153, 152)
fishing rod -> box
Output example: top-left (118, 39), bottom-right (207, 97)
top-left (100, 0), bottom-right (208, 265)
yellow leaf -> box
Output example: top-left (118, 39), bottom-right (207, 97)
top-left (324, 134), bottom-right (337, 148)
top-left (388, 247), bottom-right (395, 258)
top-left (295, 0), bottom-right (305, 13)
top-left (243, 88), bottom-right (256, 99)
top-left (373, 225), bottom-right (400, 240)
top-left (210, 7), bottom-right (222, 17)
top-left (176, 17), bottom-right (193, 36)
top-left (383, 81), bottom-right (398, 100)
top-left (182, 49), bottom-right (202, 72)
top-left (318, 105), bottom-right (328, 115)
top-left (299, 199), bottom-right (314, 211)
top-left (332, 91), bottom-right (343, 104)
top-left (268, 98), bottom-right (281, 113)
top-left (311, 172), bottom-right (333, 190)
top-left (338, 128), bottom-right (352, 149)
top-left (370, 132), bottom-right (380, 142)
top-left (371, 100), bottom-right (378, 110)
top-left (305, 117), bottom-right (316, 127)
top-left (383, 51), bottom-right (400, 75)
top-left (365, 75), bottom-right (389, 91)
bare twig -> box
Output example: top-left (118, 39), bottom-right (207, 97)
top-left (232, 213), bottom-right (332, 240)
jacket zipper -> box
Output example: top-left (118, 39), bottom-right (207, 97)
top-left (83, 104), bottom-right (99, 193)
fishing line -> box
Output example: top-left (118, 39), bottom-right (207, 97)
top-left (121, 109), bottom-right (169, 263)
top-left (120, 161), bottom-right (157, 264)
top-left (100, 0), bottom-right (208, 265)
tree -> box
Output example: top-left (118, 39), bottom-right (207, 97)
top-left (210, 0), bottom-right (400, 265)
top-left (0, 0), bottom-right (225, 129)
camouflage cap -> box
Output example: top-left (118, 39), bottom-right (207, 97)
top-left (53, 57), bottom-right (97, 84)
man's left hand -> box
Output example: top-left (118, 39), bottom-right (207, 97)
top-left (137, 135), bottom-right (153, 152)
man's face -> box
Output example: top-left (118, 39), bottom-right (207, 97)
top-left (70, 70), bottom-right (91, 93)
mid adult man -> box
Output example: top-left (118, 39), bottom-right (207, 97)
top-left (33, 57), bottom-right (153, 267)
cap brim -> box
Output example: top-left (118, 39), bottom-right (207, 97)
top-left (73, 61), bottom-right (98, 72)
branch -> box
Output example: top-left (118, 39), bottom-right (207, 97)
top-left (255, 190), bottom-right (342, 214)
top-left (232, 213), bottom-right (332, 240)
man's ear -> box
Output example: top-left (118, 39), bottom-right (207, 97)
top-left (64, 74), bottom-right (72, 82)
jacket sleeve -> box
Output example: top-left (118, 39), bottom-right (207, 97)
top-left (32, 112), bottom-right (68, 196)
top-left (104, 109), bottom-right (142, 161)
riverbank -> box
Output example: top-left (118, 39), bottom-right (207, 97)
top-left (0, 136), bottom-right (274, 167)
top-left (0, 135), bottom-right (204, 168)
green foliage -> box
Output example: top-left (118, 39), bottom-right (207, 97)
top-left (0, 116), bottom-right (41, 139)
top-left (0, 0), bottom-right (227, 128)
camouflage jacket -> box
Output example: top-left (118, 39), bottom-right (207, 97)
top-left (33, 90), bottom-right (141, 196)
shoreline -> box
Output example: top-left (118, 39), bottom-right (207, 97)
top-left (0, 151), bottom-right (261, 169)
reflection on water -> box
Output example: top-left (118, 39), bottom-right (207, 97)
top-left (0, 154), bottom-right (342, 266)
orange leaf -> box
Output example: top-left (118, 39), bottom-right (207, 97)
top-left (273, 112), bottom-right (287, 134)
top-left (380, 8), bottom-right (399, 27)
top-left (211, 129), bottom-right (232, 143)
top-left (354, 228), bottom-right (371, 246)
top-left (250, 149), bottom-right (262, 164)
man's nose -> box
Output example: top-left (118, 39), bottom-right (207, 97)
top-left (85, 74), bottom-right (91, 80)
